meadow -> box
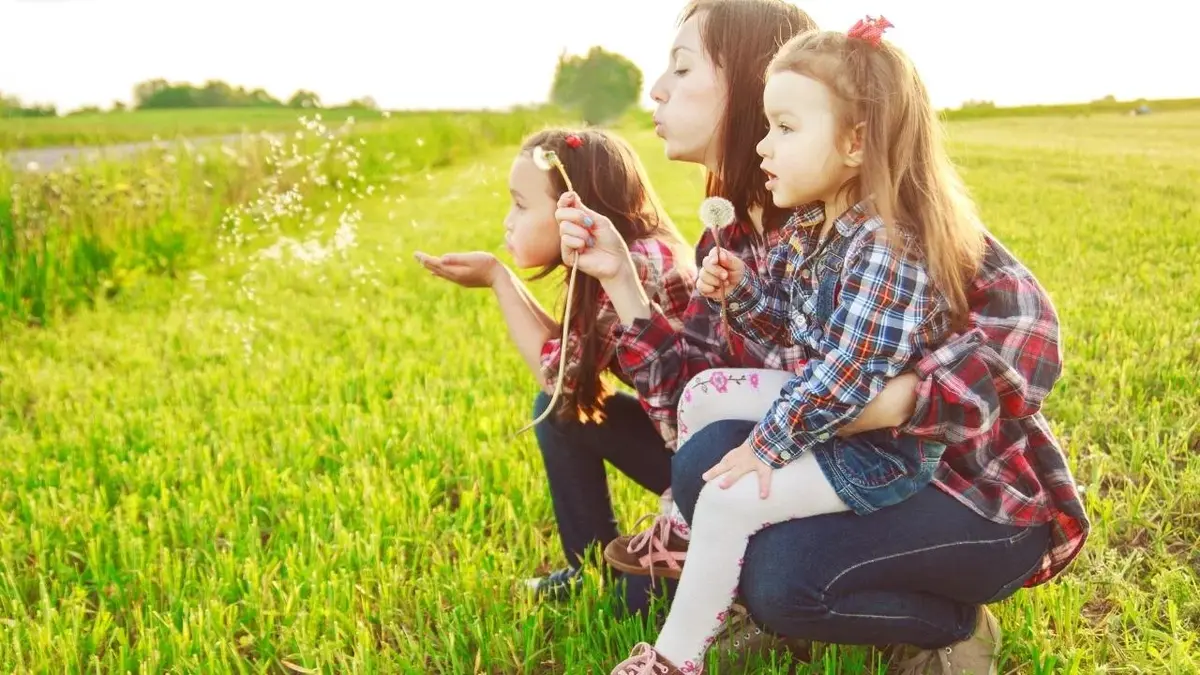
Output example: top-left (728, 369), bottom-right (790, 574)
top-left (0, 106), bottom-right (1197, 673)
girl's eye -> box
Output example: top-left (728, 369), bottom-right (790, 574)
top-left (778, 124), bottom-right (792, 134)
top-left (674, 68), bottom-right (689, 76)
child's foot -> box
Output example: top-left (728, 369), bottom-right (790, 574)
top-left (892, 606), bottom-right (1001, 674)
top-left (522, 567), bottom-right (583, 602)
top-left (603, 514), bottom-right (689, 580)
top-left (611, 643), bottom-right (701, 674)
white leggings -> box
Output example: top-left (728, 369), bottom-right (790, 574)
top-left (656, 369), bottom-right (851, 672)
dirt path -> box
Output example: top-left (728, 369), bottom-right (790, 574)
top-left (5, 134), bottom-right (261, 173)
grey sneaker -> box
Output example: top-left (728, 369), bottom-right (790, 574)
top-left (523, 567), bottom-right (584, 602)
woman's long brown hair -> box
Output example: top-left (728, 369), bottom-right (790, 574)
top-left (523, 128), bottom-right (690, 423)
top-left (680, 0), bottom-right (818, 233)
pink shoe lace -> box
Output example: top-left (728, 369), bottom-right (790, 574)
top-left (611, 643), bottom-right (699, 674)
top-left (626, 514), bottom-right (687, 581)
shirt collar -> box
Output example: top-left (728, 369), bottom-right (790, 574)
top-left (829, 199), bottom-right (874, 238)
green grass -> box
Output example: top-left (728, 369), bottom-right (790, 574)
top-left (0, 106), bottom-right (560, 152)
top-left (1, 110), bottom-right (1198, 673)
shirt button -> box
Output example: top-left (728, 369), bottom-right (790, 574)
top-left (800, 268), bottom-right (812, 280)
top-left (728, 302), bottom-right (740, 311)
top-left (781, 450), bottom-right (793, 460)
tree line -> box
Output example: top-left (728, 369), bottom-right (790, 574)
top-left (2, 45), bottom-right (648, 122)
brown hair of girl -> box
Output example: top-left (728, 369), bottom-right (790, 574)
top-left (768, 29), bottom-right (987, 327)
top-left (522, 128), bottom-right (690, 423)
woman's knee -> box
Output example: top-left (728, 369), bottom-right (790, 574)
top-left (738, 522), bottom-right (828, 631)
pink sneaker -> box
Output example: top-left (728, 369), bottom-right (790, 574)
top-left (611, 643), bottom-right (702, 674)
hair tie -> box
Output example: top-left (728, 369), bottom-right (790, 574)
top-left (564, 134), bottom-right (584, 149)
top-left (847, 15), bottom-right (893, 47)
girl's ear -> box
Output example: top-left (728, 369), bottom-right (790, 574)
top-left (843, 122), bottom-right (866, 168)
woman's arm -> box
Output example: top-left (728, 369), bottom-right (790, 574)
top-left (557, 196), bottom-right (725, 448)
top-left (835, 238), bottom-right (1064, 444)
top-left (836, 372), bottom-right (919, 436)
top-left (899, 239), bottom-right (1063, 444)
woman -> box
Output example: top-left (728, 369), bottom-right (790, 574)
top-left (557, 0), bottom-right (1090, 672)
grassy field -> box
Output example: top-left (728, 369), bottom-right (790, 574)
top-left (8, 97), bottom-right (1195, 154)
top-left (0, 109), bottom-right (1198, 673)
top-left (0, 107), bottom-right (559, 153)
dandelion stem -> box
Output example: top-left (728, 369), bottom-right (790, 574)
top-left (712, 228), bottom-right (731, 345)
top-left (514, 161), bottom-right (576, 437)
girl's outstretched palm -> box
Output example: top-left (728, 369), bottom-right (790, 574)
top-left (556, 192), bottom-right (631, 282)
top-left (414, 251), bottom-right (501, 288)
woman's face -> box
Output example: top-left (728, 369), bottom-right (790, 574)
top-left (503, 155), bottom-right (561, 269)
top-left (648, 13), bottom-right (727, 172)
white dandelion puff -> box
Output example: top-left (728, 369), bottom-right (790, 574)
top-left (699, 197), bottom-right (737, 230)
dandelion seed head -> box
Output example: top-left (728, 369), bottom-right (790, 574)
top-left (699, 197), bottom-right (737, 230)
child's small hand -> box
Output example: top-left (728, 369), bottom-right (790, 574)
top-left (698, 246), bottom-right (746, 301)
top-left (702, 441), bottom-right (773, 498)
top-left (414, 251), bottom-right (502, 288)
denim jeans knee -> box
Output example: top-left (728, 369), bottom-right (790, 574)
top-left (671, 420), bottom-right (756, 524)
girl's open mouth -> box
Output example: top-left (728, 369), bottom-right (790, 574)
top-left (763, 169), bottom-right (778, 190)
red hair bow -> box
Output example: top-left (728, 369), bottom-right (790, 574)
top-left (565, 134), bottom-right (584, 149)
top-left (847, 15), bottom-right (893, 47)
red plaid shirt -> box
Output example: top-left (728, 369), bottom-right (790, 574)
top-left (616, 220), bottom-right (1089, 586)
top-left (540, 236), bottom-right (695, 443)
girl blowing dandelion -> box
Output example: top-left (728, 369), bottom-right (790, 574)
top-left (604, 17), bottom-right (1052, 674)
top-left (416, 127), bottom-right (695, 485)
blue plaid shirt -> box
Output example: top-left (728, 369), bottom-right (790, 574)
top-left (721, 200), bottom-right (953, 468)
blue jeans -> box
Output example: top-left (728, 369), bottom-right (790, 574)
top-left (533, 391), bottom-right (676, 614)
top-left (672, 420), bottom-right (1050, 649)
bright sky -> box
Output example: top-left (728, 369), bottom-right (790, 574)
top-left (1, 0), bottom-right (1195, 113)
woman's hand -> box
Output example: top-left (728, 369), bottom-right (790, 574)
top-left (413, 251), bottom-right (502, 288)
top-left (556, 192), bottom-right (634, 283)
top-left (702, 441), bottom-right (774, 498)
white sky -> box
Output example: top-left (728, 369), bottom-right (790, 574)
top-left (1, 0), bottom-right (1195, 113)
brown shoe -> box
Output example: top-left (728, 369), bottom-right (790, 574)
top-left (610, 643), bottom-right (702, 674)
top-left (892, 606), bottom-right (1001, 675)
top-left (604, 514), bottom-right (689, 580)
top-left (709, 603), bottom-right (811, 669)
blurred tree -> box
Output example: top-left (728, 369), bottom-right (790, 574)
top-left (132, 79), bottom-right (285, 109)
top-left (288, 90), bottom-right (323, 109)
top-left (344, 96), bottom-right (378, 110)
top-left (551, 46), bottom-right (643, 125)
